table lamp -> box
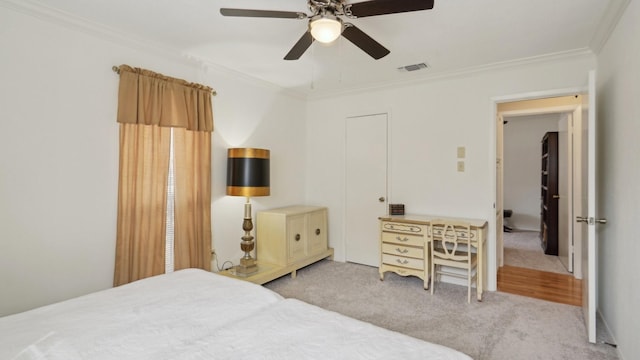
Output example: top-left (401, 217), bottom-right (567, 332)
top-left (226, 148), bottom-right (270, 275)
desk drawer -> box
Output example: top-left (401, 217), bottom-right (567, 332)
top-left (429, 226), bottom-right (478, 242)
top-left (381, 232), bottom-right (423, 247)
top-left (381, 221), bottom-right (424, 235)
top-left (381, 243), bottom-right (424, 259)
top-left (382, 254), bottom-right (424, 270)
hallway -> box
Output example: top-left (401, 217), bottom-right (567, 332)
top-left (499, 230), bottom-right (581, 306)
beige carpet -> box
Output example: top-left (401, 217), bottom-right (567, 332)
top-left (503, 230), bottom-right (569, 274)
top-left (265, 260), bottom-right (618, 360)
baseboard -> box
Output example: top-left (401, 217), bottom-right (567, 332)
top-left (597, 309), bottom-right (624, 359)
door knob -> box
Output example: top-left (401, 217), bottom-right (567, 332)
top-left (552, 194), bottom-right (560, 199)
top-left (576, 216), bottom-right (608, 225)
top-left (379, 197), bottom-right (385, 202)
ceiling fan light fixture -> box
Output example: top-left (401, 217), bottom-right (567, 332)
top-left (309, 15), bottom-right (342, 44)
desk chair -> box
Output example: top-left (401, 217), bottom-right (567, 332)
top-left (430, 220), bottom-right (477, 303)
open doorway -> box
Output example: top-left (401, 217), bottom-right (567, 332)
top-left (496, 95), bottom-right (584, 280)
top-left (502, 113), bottom-right (571, 275)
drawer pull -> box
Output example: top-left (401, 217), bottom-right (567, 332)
top-left (315, 228), bottom-right (321, 235)
top-left (396, 259), bottom-right (409, 265)
top-left (396, 236), bottom-right (409, 242)
top-left (395, 248), bottom-right (409, 254)
top-left (295, 234), bottom-right (301, 241)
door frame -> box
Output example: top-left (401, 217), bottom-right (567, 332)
top-left (489, 86), bottom-right (586, 292)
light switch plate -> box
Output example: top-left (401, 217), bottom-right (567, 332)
top-left (457, 161), bottom-right (465, 172)
top-left (457, 146), bottom-right (466, 158)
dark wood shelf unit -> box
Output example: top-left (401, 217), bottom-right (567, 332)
top-left (540, 132), bottom-right (559, 255)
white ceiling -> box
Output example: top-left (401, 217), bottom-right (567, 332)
top-left (13, 0), bottom-right (623, 96)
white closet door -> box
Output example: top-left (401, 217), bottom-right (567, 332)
top-left (345, 113), bottom-right (388, 267)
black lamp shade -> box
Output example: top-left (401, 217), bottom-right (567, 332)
top-left (226, 148), bottom-right (270, 197)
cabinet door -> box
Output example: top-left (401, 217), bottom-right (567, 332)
top-left (307, 210), bottom-right (327, 255)
top-left (287, 215), bottom-right (307, 262)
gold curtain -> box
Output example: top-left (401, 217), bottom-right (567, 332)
top-left (116, 65), bottom-right (213, 132)
top-left (114, 65), bottom-right (213, 286)
top-left (173, 128), bottom-right (212, 271)
top-left (114, 124), bottom-right (171, 286)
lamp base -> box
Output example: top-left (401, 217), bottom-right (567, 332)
top-left (233, 258), bottom-right (258, 276)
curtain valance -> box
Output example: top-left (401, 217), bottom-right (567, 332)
top-left (116, 65), bottom-right (214, 132)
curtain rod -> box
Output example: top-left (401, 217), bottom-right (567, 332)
top-left (112, 66), bottom-right (217, 96)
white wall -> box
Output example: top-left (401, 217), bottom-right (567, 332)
top-left (503, 114), bottom-right (560, 231)
top-left (0, 6), bottom-right (307, 316)
top-left (305, 55), bottom-right (596, 293)
top-left (595, 1), bottom-right (640, 359)
top-left (208, 66), bottom-right (308, 272)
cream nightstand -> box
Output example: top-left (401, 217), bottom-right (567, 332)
top-left (219, 205), bottom-right (334, 285)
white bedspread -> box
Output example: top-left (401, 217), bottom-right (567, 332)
top-left (167, 298), bottom-right (472, 360)
top-left (1, 269), bottom-right (471, 360)
top-left (0, 269), bottom-right (282, 360)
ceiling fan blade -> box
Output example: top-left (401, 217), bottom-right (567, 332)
top-left (220, 8), bottom-right (306, 19)
top-left (284, 31), bottom-right (314, 60)
top-left (342, 24), bottom-right (390, 60)
top-left (346, 0), bottom-right (434, 18)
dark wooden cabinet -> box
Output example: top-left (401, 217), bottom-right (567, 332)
top-left (540, 132), bottom-right (558, 255)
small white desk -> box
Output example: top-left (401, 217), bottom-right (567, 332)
top-left (379, 214), bottom-right (488, 301)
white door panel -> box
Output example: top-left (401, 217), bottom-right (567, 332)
top-left (579, 70), bottom-right (599, 343)
top-left (558, 119), bottom-right (572, 272)
top-left (345, 114), bottom-right (388, 267)
top-left (496, 115), bottom-right (504, 267)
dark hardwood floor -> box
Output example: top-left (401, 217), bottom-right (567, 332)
top-left (497, 265), bottom-right (582, 306)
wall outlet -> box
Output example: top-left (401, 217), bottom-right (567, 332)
top-left (457, 161), bottom-right (465, 172)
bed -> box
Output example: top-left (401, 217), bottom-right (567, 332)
top-left (1, 269), bottom-right (471, 359)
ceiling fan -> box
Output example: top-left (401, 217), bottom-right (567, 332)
top-left (220, 0), bottom-right (435, 60)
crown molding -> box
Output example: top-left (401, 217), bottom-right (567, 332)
top-left (589, 0), bottom-right (630, 54)
top-left (305, 48), bottom-right (595, 101)
top-left (0, 0), bottom-right (306, 100)
top-left (190, 56), bottom-right (308, 101)
top-left (0, 0), bottom-right (176, 59)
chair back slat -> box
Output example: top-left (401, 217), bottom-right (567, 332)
top-left (431, 221), bottom-right (471, 261)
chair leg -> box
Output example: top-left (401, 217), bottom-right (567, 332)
top-left (467, 268), bottom-right (471, 304)
top-left (476, 268), bottom-right (482, 302)
top-left (430, 263), bottom-right (435, 295)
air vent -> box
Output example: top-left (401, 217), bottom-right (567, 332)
top-left (397, 62), bottom-right (429, 72)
